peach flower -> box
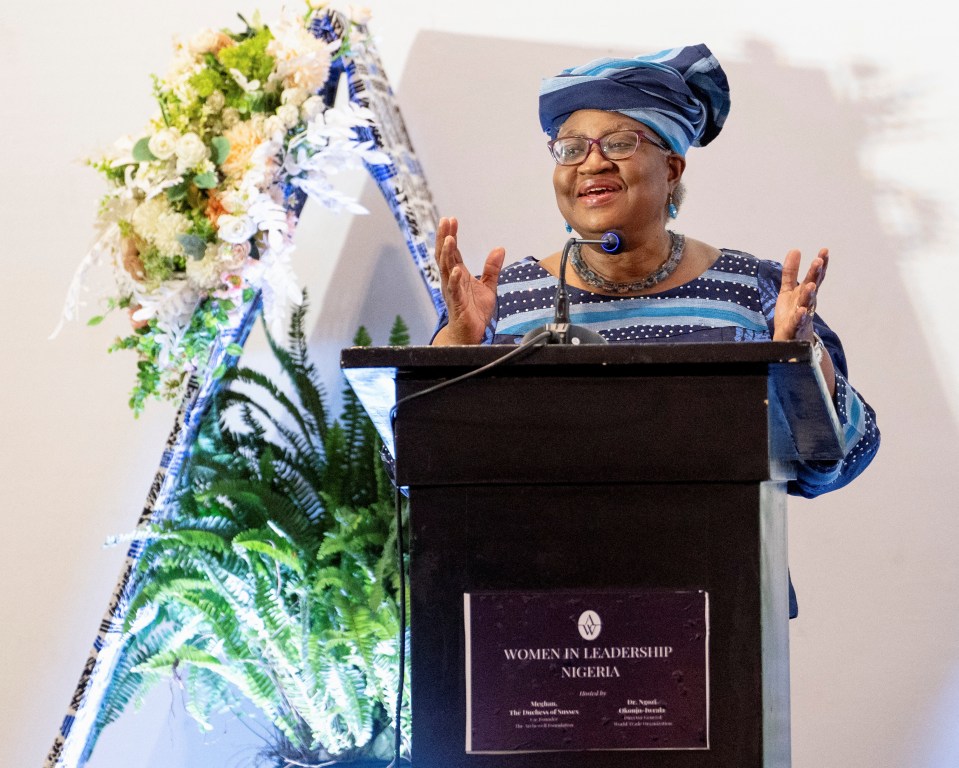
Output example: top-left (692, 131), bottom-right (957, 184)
top-left (221, 120), bottom-right (266, 180)
top-left (205, 192), bottom-right (227, 227)
top-left (188, 29), bottom-right (235, 56)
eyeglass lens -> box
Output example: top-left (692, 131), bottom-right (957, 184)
top-left (550, 131), bottom-right (644, 165)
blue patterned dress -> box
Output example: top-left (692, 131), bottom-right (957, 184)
top-left (434, 249), bottom-right (880, 617)
top-left (482, 250), bottom-right (878, 489)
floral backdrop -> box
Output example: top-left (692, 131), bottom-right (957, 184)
top-left (46, 4), bottom-right (440, 766)
top-left (55, 3), bottom-right (388, 414)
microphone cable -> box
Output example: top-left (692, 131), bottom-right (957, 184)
top-left (384, 328), bottom-right (552, 767)
top-left (386, 479), bottom-right (408, 768)
top-left (388, 329), bottom-right (552, 429)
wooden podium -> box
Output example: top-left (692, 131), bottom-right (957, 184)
top-left (341, 342), bottom-right (842, 768)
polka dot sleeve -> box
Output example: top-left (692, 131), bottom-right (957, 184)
top-left (758, 260), bottom-right (880, 498)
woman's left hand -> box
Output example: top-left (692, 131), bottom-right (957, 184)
top-left (774, 247), bottom-right (836, 396)
top-left (773, 247), bottom-right (828, 342)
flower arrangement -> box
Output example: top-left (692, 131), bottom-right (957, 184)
top-left (57, 3), bottom-right (387, 414)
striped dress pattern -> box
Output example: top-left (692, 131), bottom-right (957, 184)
top-left (435, 248), bottom-right (881, 500)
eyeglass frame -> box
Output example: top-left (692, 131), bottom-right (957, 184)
top-left (547, 129), bottom-right (670, 166)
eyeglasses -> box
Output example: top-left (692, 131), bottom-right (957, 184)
top-left (547, 129), bottom-right (669, 166)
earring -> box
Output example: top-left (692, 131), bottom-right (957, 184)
top-left (565, 221), bottom-right (573, 233)
top-left (667, 194), bottom-right (678, 220)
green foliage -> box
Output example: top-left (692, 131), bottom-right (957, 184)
top-left (192, 172), bottom-right (219, 190)
top-left (137, 242), bottom-right (183, 286)
top-left (388, 315), bottom-right (410, 347)
top-left (211, 136), bottom-right (231, 165)
top-left (131, 137), bottom-right (157, 162)
top-left (95, 300), bottom-right (410, 761)
top-left (110, 294), bottom-right (235, 416)
top-left (189, 65), bottom-right (227, 100)
top-left (179, 27), bottom-right (282, 118)
top-left (218, 27), bottom-right (275, 86)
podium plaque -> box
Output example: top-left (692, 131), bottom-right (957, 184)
top-left (465, 589), bottom-right (709, 753)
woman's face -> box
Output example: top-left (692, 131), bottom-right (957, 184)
top-left (552, 109), bottom-right (685, 243)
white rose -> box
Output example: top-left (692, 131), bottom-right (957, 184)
top-left (186, 244), bottom-right (223, 289)
top-left (175, 132), bottom-right (208, 169)
top-left (264, 115), bottom-right (287, 138)
top-left (222, 107), bottom-right (241, 128)
top-left (277, 103), bottom-right (301, 129)
top-left (217, 214), bottom-right (257, 244)
top-left (281, 87), bottom-right (309, 107)
top-left (300, 96), bottom-right (325, 122)
top-left (148, 128), bottom-right (180, 160)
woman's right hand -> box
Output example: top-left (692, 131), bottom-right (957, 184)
top-left (432, 216), bottom-right (505, 345)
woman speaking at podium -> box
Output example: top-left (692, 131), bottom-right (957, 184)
top-left (429, 44), bottom-right (880, 615)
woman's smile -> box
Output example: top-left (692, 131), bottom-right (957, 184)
top-left (576, 177), bottom-right (624, 207)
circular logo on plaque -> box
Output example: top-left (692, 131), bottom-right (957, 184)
top-left (577, 610), bottom-right (602, 641)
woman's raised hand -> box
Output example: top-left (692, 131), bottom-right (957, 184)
top-left (433, 216), bottom-right (506, 345)
top-left (774, 247), bottom-right (828, 342)
top-left (775, 247), bottom-right (836, 396)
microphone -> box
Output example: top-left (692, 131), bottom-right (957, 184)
top-left (521, 231), bottom-right (621, 345)
top-left (600, 229), bottom-right (625, 255)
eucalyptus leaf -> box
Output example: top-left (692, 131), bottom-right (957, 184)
top-left (211, 136), bottom-right (231, 165)
top-left (132, 137), bottom-right (157, 163)
top-left (193, 172), bottom-right (219, 189)
top-left (166, 181), bottom-right (188, 202)
top-left (176, 234), bottom-right (207, 260)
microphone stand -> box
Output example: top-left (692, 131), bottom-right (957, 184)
top-left (521, 235), bottom-right (613, 345)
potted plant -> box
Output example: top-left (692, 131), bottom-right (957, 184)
top-left (93, 302), bottom-right (411, 766)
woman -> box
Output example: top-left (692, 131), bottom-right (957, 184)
top-left (431, 45), bottom-right (880, 615)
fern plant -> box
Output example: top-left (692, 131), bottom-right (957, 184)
top-left (94, 302), bottom-right (411, 765)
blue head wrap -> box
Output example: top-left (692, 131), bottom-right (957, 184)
top-left (538, 44), bottom-right (731, 155)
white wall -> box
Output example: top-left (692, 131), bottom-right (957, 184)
top-left (2, 2), bottom-right (957, 767)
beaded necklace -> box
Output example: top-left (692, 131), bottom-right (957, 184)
top-left (570, 230), bottom-right (685, 294)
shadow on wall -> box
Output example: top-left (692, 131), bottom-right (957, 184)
top-left (315, 30), bottom-right (956, 768)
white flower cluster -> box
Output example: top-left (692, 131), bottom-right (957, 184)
top-left (267, 13), bottom-right (335, 94)
top-left (59, 5), bottom-right (394, 406)
top-left (130, 197), bottom-right (191, 262)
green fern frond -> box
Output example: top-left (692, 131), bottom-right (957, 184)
top-left (233, 528), bottom-right (305, 574)
top-left (97, 299), bottom-right (411, 761)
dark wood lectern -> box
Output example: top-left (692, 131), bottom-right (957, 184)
top-left (341, 342), bottom-right (842, 768)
